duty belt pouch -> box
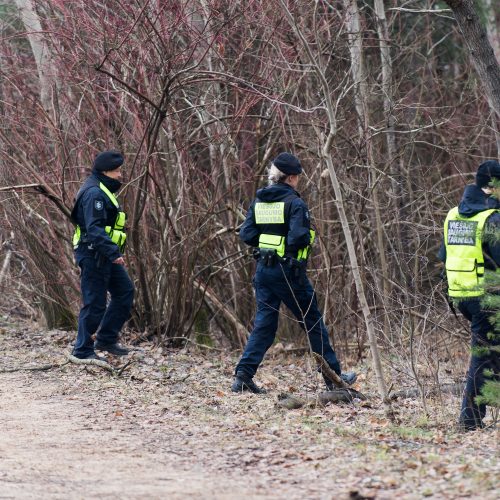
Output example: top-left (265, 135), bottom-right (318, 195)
top-left (95, 251), bottom-right (106, 269)
top-left (289, 258), bottom-right (306, 284)
top-left (259, 248), bottom-right (277, 266)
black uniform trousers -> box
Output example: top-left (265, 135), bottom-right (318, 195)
top-left (73, 248), bottom-right (134, 358)
top-left (235, 261), bottom-right (341, 378)
top-left (457, 298), bottom-right (499, 429)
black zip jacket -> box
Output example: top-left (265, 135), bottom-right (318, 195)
top-left (71, 173), bottom-right (122, 263)
top-left (239, 182), bottom-right (311, 257)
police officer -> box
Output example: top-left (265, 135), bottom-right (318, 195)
top-left (71, 150), bottom-right (134, 360)
top-left (232, 152), bottom-right (357, 393)
top-left (440, 159), bottom-right (500, 430)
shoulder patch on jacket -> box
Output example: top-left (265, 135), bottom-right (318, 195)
top-left (92, 196), bottom-right (107, 217)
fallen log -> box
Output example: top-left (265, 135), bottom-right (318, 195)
top-left (389, 383), bottom-right (465, 400)
top-left (319, 388), bottom-right (368, 403)
top-left (277, 387), bottom-right (368, 410)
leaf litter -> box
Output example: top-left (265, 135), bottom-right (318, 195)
top-left (0, 321), bottom-right (498, 499)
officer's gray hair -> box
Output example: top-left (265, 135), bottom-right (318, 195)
top-left (267, 163), bottom-right (288, 185)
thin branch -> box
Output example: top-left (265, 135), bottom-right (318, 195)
top-left (388, 7), bottom-right (453, 14)
top-left (0, 360), bottom-right (70, 373)
top-left (0, 182), bottom-right (72, 219)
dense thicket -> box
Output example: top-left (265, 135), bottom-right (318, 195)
top-left (0, 1), bottom-right (498, 367)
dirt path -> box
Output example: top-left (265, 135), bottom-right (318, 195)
top-left (0, 326), bottom-right (498, 499)
top-left (0, 372), bottom-right (261, 499)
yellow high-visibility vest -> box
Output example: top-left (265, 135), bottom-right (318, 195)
top-left (443, 207), bottom-right (497, 297)
top-left (72, 182), bottom-right (127, 251)
top-left (255, 200), bottom-right (315, 260)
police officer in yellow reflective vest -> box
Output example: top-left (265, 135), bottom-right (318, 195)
top-left (439, 160), bottom-right (500, 430)
top-left (70, 151), bottom-right (134, 360)
top-left (232, 152), bottom-right (357, 393)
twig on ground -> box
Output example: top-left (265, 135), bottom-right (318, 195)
top-left (68, 354), bottom-right (135, 376)
top-left (116, 358), bottom-right (135, 376)
top-left (390, 383), bottom-right (465, 400)
top-left (0, 360), bottom-right (70, 373)
top-left (312, 352), bottom-right (348, 389)
top-left (172, 374), bottom-right (191, 383)
top-left (168, 336), bottom-right (224, 351)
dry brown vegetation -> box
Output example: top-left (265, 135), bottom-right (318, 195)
top-left (0, 1), bottom-right (499, 496)
top-left (0, 321), bottom-right (498, 498)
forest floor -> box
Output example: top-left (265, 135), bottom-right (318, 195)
top-left (0, 319), bottom-right (498, 500)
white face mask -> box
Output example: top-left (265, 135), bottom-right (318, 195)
top-left (482, 183), bottom-right (500, 198)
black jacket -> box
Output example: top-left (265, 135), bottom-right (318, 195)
top-left (71, 173), bottom-right (123, 263)
top-left (439, 184), bottom-right (500, 269)
top-left (239, 182), bottom-right (311, 256)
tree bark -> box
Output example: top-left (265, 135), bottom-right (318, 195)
top-left (343, 0), bottom-right (392, 328)
top-left (444, 0), bottom-right (500, 121)
top-left (484, 0), bottom-right (499, 61)
top-left (483, 0), bottom-right (500, 155)
top-left (277, 0), bottom-right (394, 420)
top-left (14, 0), bottom-right (58, 115)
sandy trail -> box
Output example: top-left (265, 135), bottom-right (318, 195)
top-left (0, 373), bottom-right (259, 500)
top-left (0, 327), bottom-right (498, 500)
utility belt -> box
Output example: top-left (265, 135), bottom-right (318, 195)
top-left (253, 247), bottom-right (307, 269)
top-left (254, 230), bottom-right (315, 270)
top-left (255, 231), bottom-right (315, 263)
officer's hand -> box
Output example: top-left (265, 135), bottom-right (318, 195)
top-left (113, 257), bottom-right (125, 265)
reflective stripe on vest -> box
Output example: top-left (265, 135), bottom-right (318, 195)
top-left (297, 229), bottom-right (315, 261)
top-left (443, 207), bottom-right (497, 297)
top-left (73, 182), bottom-right (127, 251)
top-left (255, 200), bottom-right (315, 260)
top-left (259, 233), bottom-right (286, 257)
top-left (258, 231), bottom-right (315, 260)
top-left (254, 202), bottom-right (285, 224)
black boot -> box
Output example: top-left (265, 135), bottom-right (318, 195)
top-left (72, 351), bottom-right (107, 362)
top-left (457, 416), bottom-right (485, 432)
top-left (323, 371), bottom-right (357, 390)
top-left (94, 341), bottom-right (129, 356)
top-left (341, 371), bottom-right (357, 385)
top-left (231, 372), bottom-right (267, 394)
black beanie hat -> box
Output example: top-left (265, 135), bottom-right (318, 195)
top-left (92, 150), bottom-right (124, 173)
top-left (273, 152), bottom-right (302, 175)
top-left (476, 160), bottom-right (500, 188)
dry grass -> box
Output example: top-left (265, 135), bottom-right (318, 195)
top-left (0, 320), bottom-right (498, 499)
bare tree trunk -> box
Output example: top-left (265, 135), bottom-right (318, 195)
top-left (373, 0), bottom-right (405, 256)
top-left (484, 0), bottom-right (500, 61)
top-left (0, 233), bottom-right (14, 289)
top-left (483, 0), bottom-right (500, 156)
top-left (444, 0), bottom-right (500, 121)
top-left (277, 0), bottom-right (393, 419)
top-left (13, 0), bottom-right (57, 115)
top-left (343, 0), bottom-right (392, 323)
